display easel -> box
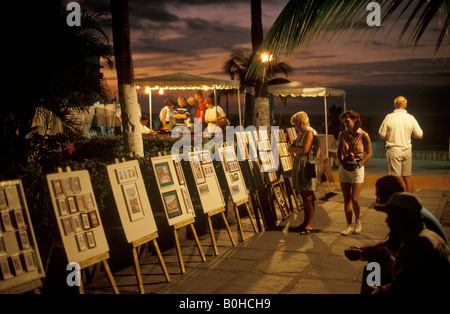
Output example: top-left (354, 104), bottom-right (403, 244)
top-left (188, 151), bottom-right (235, 256)
top-left (46, 167), bottom-right (119, 294)
top-left (107, 159), bottom-right (170, 294)
top-left (152, 153), bottom-right (205, 274)
top-left (217, 146), bottom-right (258, 242)
top-left (0, 180), bottom-right (45, 294)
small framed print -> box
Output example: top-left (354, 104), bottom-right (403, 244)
top-left (84, 193), bottom-right (95, 210)
top-left (1, 211), bottom-right (13, 232)
top-left (173, 158), bottom-right (185, 185)
top-left (230, 185), bottom-right (240, 195)
top-left (75, 234), bottom-right (87, 252)
top-left (72, 215), bottom-right (83, 233)
top-left (21, 251), bottom-right (37, 272)
top-left (202, 163), bottom-right (215, 177)
top-left (200, 152), bottom-right (212, 164)
top-left (229, 172), bottom-right (239, 182)
top-left (227, 161), bottom-right (239, 173)
top-left (162, 190), bottom-right (183, 219)
top-left (0, 189), bottom-right (8, 208)
top-left (198, 184), bottom-right (209, 196)
top-left (52, 180), bottom-right (65, 197)
top-left (62, 178), bottom-right (73, 195)
top-left (154, 162), bottom-right (174, 188)
top-left (181, 188), bottom-right (194, 214)
top-left (17, 230), bottom-right (30, 250)
top-left (57, 198), bottom-right (69, 216)
top-left (85, 231), bottom-right (96, 249)
top-left (80, 213), bottom-right (91, 230)
top-left (122, 183), bottom-right (145, 222)
top-left (88, 211), bottom-right (100, 228)
top-left (0, 236), bottom-right (6, 256)
top-left (115, 166), bottom-right (138, 184)
top-left (67, 196), bottom-right (77, 214)
top-left (191, 158), bottom-right (206, 184)
top-left (0, 258), bottom-right (13, 280)
top-left (13, 209), bottom-right (26, 229)
top-left (61, 217), bottom-right (74, 235)
top-left (71, 177), bottom-right (82, 193)
top-left (10, 254), bottom-right (24, 276)
top-left (75, 195), bottom-right (86, 212)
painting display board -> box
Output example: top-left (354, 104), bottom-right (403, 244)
top-left (0, 180), bottom-right (44, 293)
top-left (188, 151), bottom-right (226, 214)
top-left (151, 154), bottom-right (196, 226)
top-left (46, 170), bottom-right (109, 265)
top-left (217, 146), bottom-right (249, 205)
top-left (106, 160), bottom-right (158, 243)
top-left (256, 129), bottom-right (278, 183)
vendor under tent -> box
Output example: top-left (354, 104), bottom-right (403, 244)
top-left (135, 72), bottom-right (241, 129)
top-left (269, 81), bottom-right (346, 158)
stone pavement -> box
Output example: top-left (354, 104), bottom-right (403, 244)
top-left (85, 158), bottom-right (450, 295)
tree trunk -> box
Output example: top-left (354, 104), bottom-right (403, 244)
top-left (110, 0), bottom-right (143, 157)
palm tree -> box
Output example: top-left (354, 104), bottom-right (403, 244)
top-left (248, 0), bottom-right (449, 76)
top-left (223, 49), bottom-right (293, 127)
top-left (110, 0), bottom-right (144, 157)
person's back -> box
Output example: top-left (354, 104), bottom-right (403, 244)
top-left (379, 110), bottom-right (422, 149)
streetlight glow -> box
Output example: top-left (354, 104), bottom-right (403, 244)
top-left (261, 52), bottom-right (273, 63)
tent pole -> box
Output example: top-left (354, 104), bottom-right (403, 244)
top-left (343, 94), bottom-right (346, 112)
top-left (149, 89), bottom-right (152, 130)
top-left (237, 88), bottom-right (241, 128)
top-left (324, 96), bottom-right (328, 159)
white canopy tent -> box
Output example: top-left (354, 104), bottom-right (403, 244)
top-left (268, 81), bottom-right (346, 158)
top-left (135, 73), bottom-right (241, 129)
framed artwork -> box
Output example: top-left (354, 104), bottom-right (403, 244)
top-left (173, 158), bottom-right (185, 185)
top-left (52, 180), bottom-right (65, 197)
top-left (1, 211), bottom-right (13, 232)
top-left (200, 152), bottom-right (212, 164)
top-left (85, 231), bottom-right (96, 249)
top-left (67, 196), bottom-right (77, 214)
top-left (259, 129), bottom-right (269, 140)
top-left (21, 251), bottom-right (37, 272)
top-left (62, 178), bottom-right (73, 195)
top-left (80, 213), bottom-right (91, 230)
top-left (88, 210), bottom-right (100, 228)
top-left (17, 230), bottom-right (30, 250)
top-left (198, 184), bottom-right (209, 196)
top-left (121, 183), bottom-right (145, 222)
top-left (84, 193), bottom-right (95, 210)
top-left (75, 234), bottom-right (87, 252)
top-left (0, 236), bottom-right (6, 256)
top-left (0, 189), bottom-right (7, 208)
top-left (229, 172), bottom-right (239, 182)
top-left (72, 215), bottom-right (83, 233)
top-left (230, 185), bottom-right (240, 195)
top-left (13, 209), bottom-right (26, 229)
top-left (61, 217), bottom-right (74, 235)
top-left (181, 188), bottom-right (194, 214)
top-left (162, 190), bottom-right (183, 219)
top-left (71, 177), bottom-right (82, 193)
top-left (75, 195), bottom-right (86, 212)
top-left (0, 258), bottom-right (13, 280)
top-left (57, 198), bottom-right (69, 216)
top-left (115, 166), bottom-right (138, 184)
top-left (227, 161), bottom-right (239, 173)
top-left (191, 158), bottom-right (206, 184)
top-left (10, 254), bottom-right (24, 276)
top-left (154, 162), bottom-right (174, 188)
top-left (202, 163), bottom-right (215, 177)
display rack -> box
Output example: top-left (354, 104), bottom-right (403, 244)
top-left (151, 154), bottom-right (205, 274)
top-left (217, 146), bottom-right (258, 241)
top-left (0, 180), bottom-right (45, 294)
top-left (188, 151), bottom-right (235, 255)
top-left (107, 159), bottom-right (170, 294)
top-left (46, 167), bottom-right (118, 294)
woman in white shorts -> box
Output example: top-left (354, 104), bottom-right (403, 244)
top-left (337, 110), bottom-right (372, 235)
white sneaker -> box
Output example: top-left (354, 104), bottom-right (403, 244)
top-left (353, 220), bottom-right (362, 234)
top-left (341, 225), bottom-right (354, 236)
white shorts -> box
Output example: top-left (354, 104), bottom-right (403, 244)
top-left (339, 165), bottom-right (365, 183)
top-left (386, 147), bottom-right (412, 177)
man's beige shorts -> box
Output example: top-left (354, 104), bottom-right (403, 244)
top-left (386, 147), bottom-right (412, 177)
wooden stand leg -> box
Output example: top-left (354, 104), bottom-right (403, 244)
top-left (207, 216), bottom-right (219, 256)
top-left (132, 247), bottom-right (145, 294)
top-left (152, 239), bottom-right (170, 282)
top-left (221, 212), bottom-right (236, 247)
top-left (173, 228), bottom-right (185, 274)
top-left (245, 202), bottom-right (258, 234)
top-left (189, 224), bottom-right (206, 262)
top-left (102, 260), bottom-right (120, 294)
top-left (234, 203), bottom-right (245, 242)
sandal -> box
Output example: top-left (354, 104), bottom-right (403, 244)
top-left (299, 228), bottom-right (314, 235)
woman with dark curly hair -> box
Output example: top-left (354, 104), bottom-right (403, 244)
top-left (337, 110), bottom-right (372, 235)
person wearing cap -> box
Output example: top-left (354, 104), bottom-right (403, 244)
top-left (372, 192), bottom-right (450, 294)
top-left (379, 96), bottom-right (423, 193)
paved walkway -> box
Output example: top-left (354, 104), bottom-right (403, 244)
top-left (85, 158), bottom-right (450, 295)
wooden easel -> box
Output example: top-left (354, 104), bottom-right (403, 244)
top-left (270, 181), bottom-right (292, 220)
top-left (77, 252), bottom-right (119, 294)
top-left (233, 199), bottom-right (258, 242)
top-left (206, 207), bottom-right (235, 256)
top-left (113, 158), bottom-right (170, 293)
top-left (172, 217), bottom-right (206, 274)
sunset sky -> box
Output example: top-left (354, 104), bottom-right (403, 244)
top-left (79, 0), bottom-right (449, 120)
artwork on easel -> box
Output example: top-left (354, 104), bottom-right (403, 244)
top-left (47, 170), bottom-right (109, 264)
top-left (151, 155), bottom-right (196, 226)
top-left (106, 160), bottom-right (158, 244)
top-left (217, 147), bottom-right (248, 204)
top-left (0, 180), bottom-right (45, 293)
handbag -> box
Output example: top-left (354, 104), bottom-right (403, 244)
top-left (343, 159), bottom-right (359, 171)
top-left (217, 117), bottom-right (228, 128)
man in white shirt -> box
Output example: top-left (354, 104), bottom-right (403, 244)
top-left (379, 96), bottom-right (423, 193)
